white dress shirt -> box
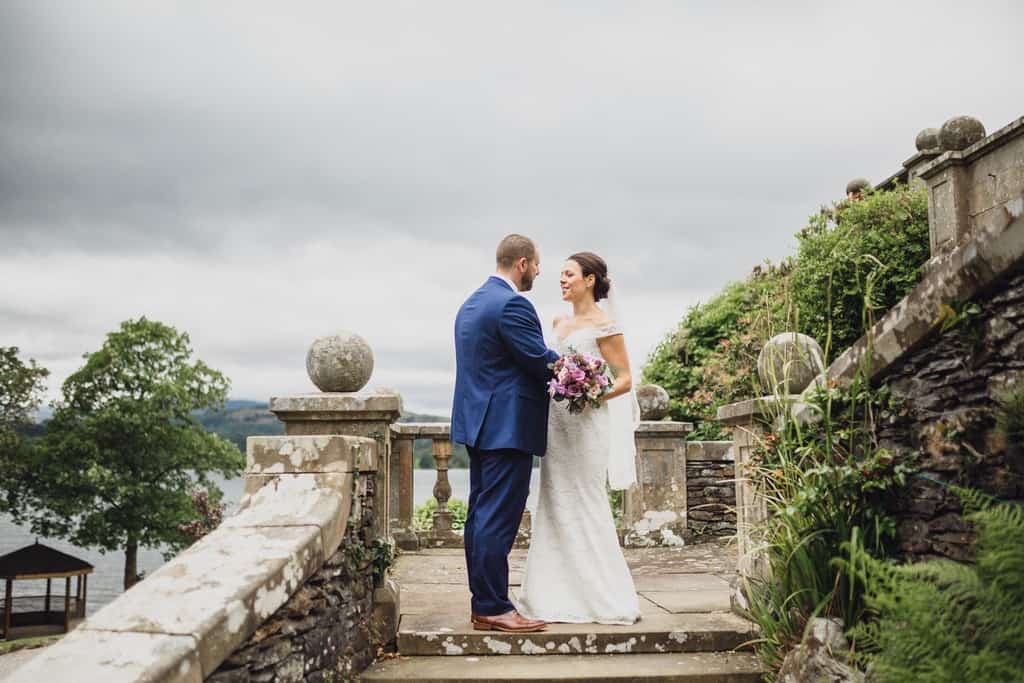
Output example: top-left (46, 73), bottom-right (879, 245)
top-left (493, 273), bottom-right (519, 292)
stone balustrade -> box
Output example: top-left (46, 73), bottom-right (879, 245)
top-left (388, 418), bottom-right (739, 549)
top-left (389, 422), bottom-right (460, 549)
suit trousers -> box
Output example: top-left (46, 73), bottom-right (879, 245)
top-left (464, 446), bottom-right (533, 616)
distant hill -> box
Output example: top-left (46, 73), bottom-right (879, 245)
top-left (200, 402), bottom-right (468, 468)
top-left (196, 400), bottom-right (285, 449)
top-left (25, 400), bottom-right (468, 469)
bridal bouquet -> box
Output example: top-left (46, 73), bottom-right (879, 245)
top-left (547, 348), bottom-right (612, 414)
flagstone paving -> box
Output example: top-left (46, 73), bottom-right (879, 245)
top-left (361, 540), bottom-right (765, 682)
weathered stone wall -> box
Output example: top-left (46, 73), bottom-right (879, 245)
top-left (877, 266), bottom-right (1024, 562)
top-left (685, 442), bottom-right (737, 539)
top-left (209, 470), bottom-right (382, 682)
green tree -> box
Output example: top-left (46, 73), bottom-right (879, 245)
top-left (6, 318), bottom-right (243, 589)
top-left (0, 347), bottom-right (50, 510)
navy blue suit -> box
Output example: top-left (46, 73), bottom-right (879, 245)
top-left (452, 276), bottom-right (559, 616)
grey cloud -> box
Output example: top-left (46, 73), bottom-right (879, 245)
top-left (1, 1), bottom-right (1022, 411)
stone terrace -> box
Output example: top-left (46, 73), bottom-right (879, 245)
top-left (360, 541), bottom-right (765, 682)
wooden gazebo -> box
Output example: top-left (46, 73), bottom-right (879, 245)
top-left (0, 541), bottom-right (93, 640)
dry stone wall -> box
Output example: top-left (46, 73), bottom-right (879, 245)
top-left (685, 442), bottom-right (737, 539)
top-left (877, 266), bottom-right (1024, 562)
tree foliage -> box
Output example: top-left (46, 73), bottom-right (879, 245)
top-left (0, 347), bottom-right (49, 512)
top-left (4, 318), bottom-right (244, 588)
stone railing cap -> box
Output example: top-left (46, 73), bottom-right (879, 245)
top-left (636, 420), bottom-right (694, 433)
top-left (391, 422), bottom-right (452, 437)
top-left (269, 392), bottom-right (403, 417)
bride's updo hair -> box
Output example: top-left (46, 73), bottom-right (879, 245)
top-left (568, 251), bottom-right (611, 302)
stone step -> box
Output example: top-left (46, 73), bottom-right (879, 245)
top-left (396, 611), bottom-right (756, 656)
top-left (360, 652), bottom-right (766, 682)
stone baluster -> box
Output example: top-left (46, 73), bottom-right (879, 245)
top-left (431, 437), bottom-right (453, 532)
top-left (387, 429), bottom-right (418, 550)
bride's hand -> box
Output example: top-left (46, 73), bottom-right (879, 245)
top-left (596, 334), bottom-right (633, 401)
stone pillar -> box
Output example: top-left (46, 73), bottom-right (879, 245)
top-left (919, 115), bottom-right (988, 257)
top-left (623, 421), bottom-right (693, 547)
top-left (717, 397), bottom-right (799, 580)
top-left (269, 333), bottom-right (403, 541)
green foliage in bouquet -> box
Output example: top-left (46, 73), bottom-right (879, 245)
top-left (837, 488), bottom-right (1024, 682)
top-left (413, 497), bottom-right (469, 531)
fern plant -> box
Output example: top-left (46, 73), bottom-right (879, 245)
top-left (837, 488), bottom-right (1024, 682)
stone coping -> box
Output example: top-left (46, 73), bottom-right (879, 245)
top-left (247, 434), bottom-right (378, 474)
top-left (685, 441), bottom-right (734, 462)
top-left (269, 392), bottom-right (403, 419)
top-left (637, 420), bottom-right (694, 434)
top-left (827, 193), bottom-right (1024, 384)
top-left (7, 436), bottom-right (367, 683)
top-left (917, 116), bottom-right (1024, 179)
top-left (391, 422), bottom-right (451, 438)
top-left (716, 396), bottom-right (800, 425)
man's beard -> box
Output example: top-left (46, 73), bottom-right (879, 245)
top-left (520, 273), bottom-right (534, 291)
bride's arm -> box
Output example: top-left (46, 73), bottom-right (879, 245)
top-left (596, 333), bottom-right (632, 401)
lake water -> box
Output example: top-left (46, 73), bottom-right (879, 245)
top-left (0, 468), bottom-right (537, 615)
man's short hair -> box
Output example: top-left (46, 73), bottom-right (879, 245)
top-left (496, 234), bottom-right (536, 268)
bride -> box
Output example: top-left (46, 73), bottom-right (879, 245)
top-left (516, 251), bottom-right (641, 625)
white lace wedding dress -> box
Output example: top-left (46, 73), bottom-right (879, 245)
top-left (515, 322), bottom-right (641, 624)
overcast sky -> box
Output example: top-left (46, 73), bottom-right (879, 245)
top-left (1, 1), bottom-right (1021, 415)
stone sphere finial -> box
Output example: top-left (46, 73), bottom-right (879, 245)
top-left (757, 332), bottom-right (825, 395)
top-left (306, 332), bottom-right (374, 393)
top-left (915, 127), bottom-right (940, 151)
top-left (938, 116), bottom-right (986, 151)
top-left (845, 177), bottom-right (871, 196)
top-left (636, 384), bottom-right (671, 420)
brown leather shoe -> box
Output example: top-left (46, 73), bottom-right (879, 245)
top-left (472, 610), bottom-right (547, 633)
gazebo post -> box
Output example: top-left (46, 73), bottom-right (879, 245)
top-left (3, 578), bottom-right (11, 640)
top-left (45, 577), bottom-right (51, 613)
top-left (82, 574), bottom-right (88, 618)
top-left (63, 576), bottom-right (70, 632)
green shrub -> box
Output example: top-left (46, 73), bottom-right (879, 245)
top-left (839, 489), bottom-right (1024, 682)
top-left (644, 186), bottom-right (928, 437)
top-left (643, 263), bottom-right (790, 437)
top-left (790, 185), bottom-right (930, 357)
top-left (413, 497), bottom-right (468, 531)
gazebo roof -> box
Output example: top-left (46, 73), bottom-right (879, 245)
top-left (0, 541), bottom-right (94, 580)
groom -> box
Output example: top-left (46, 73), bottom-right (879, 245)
top-left (451, 234), bottom-right (560, 633)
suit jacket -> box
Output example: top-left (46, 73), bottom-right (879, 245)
top-left (451, 276), bottom-right (560, 455)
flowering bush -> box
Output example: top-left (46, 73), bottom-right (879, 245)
top-left (548, 349), bottom-right (612, 414)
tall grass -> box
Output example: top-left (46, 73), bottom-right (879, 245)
top-left (741, 248), bottom-right (915, 675)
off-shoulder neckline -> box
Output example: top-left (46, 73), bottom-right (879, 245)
top-left (555, 321), bottom-right (621, 345)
